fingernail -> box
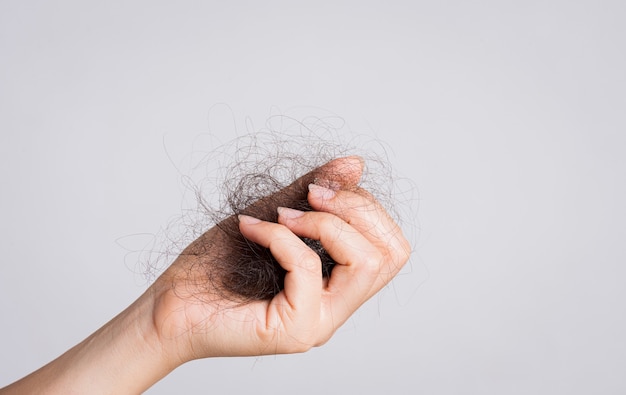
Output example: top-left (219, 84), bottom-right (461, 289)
top-left (238, 214), bottom-right (262, 224)
top-left (308, 183), bottom-right (336, 200)
top-left (277, 207), bottom-right (305, 219)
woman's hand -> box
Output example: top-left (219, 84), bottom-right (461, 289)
top-left (151, 157), bottom-right (411, 362)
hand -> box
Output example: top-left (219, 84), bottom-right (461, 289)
top-left (151, 156), bottom-right (411, 362)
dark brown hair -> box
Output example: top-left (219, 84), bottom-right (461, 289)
top-left (181, 157), bottom-right (362, 302)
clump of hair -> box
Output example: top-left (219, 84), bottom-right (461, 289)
top-left (142, 113), bottom-right (406, 303)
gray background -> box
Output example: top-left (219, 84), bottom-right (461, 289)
top-left (1, 1), bottom-right (625, 394)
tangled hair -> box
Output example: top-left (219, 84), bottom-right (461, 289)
top-left (142, 114), bottom-right (411, 303)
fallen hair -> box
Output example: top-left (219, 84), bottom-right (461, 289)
top-left (143, 115), bottom-right (404, 303)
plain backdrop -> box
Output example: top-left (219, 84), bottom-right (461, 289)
top-left (1, 1), bottom-right (625, 394)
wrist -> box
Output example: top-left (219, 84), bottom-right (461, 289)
top-left (1, 288), bottom-right (180, 395)
top-left (69, 289), bottom-right (178, 394)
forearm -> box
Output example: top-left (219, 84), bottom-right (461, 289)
top-left (1, 289), bottom-right (176, 395)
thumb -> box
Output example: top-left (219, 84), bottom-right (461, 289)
top-left (311, 155), bottom-right (364, 191)
top-left (239, 156), bottom-right (364, 221)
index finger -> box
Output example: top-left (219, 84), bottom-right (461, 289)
top-left (237, 215), bottom-right (322, 321)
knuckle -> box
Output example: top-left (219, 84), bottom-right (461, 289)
top-left (384, 227), bottom-right (411, 268)
top-left (274, 223), bottom-right (294, 237)
top-left (317, 212), bottom-right (340, 229)
top-left (298, 249), bottom-right (322, 272)
top-left (361, 250), bottom-right (384, 278)
top-left (394, 233), bottom-right (412, 266)
top-left (266, 224), bottom-right (297, 246)
top-left (399, 237), bottom-right (412, 262)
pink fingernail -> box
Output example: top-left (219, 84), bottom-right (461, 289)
top-left (277, 207), bottom-right (305, 219)
top-left (308, 183), bottom-right (336, 200)
top-left (238, 214), bottom-right (262, 224)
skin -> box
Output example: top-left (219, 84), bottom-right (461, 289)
top-left (0, 156), bottom-right (411, 394)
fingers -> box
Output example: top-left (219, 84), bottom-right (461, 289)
top-left (277, 207), bottom-right (383, 325)
top-left (307, 184), bottom-right (411, 293)
top-left (237, 172), bottom-right (411, 349)
top-left (237, 215), bottom-right (322, 319)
